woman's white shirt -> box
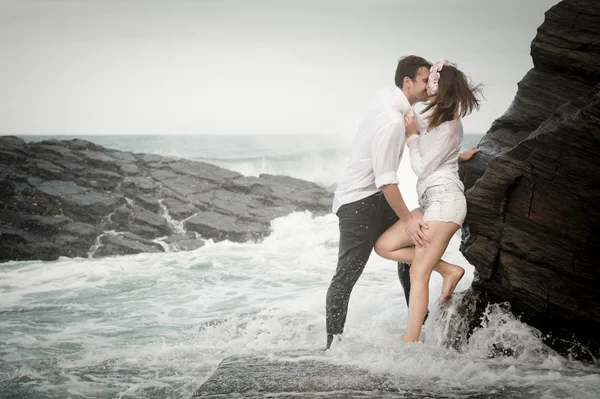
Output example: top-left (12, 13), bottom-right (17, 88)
top-left (406, 119), bottom-right (465, 200)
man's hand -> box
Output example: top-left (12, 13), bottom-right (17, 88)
top-left (380, 184), bottom-right (430, 247)
top-left (404, 214), bottom-right (430, 248)
top-left (404, 113), bottom-right (420, 137)
top-left (459, 146), bottom-right (479, 162)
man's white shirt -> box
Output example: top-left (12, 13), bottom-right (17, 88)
top-left (332, 86), bottom-right (413, 214)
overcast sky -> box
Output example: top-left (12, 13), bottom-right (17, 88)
top-left (0, 0), bottom-right (561, 136)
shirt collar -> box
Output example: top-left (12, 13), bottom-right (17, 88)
top-left (390, 86), bottom-right (413, 115)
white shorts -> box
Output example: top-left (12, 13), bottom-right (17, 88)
top-left (418, 183), bottom-right (467, 226)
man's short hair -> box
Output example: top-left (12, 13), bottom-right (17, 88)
top-left (395, 56), bottom-right (432, 88)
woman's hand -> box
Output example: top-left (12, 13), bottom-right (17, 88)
top-left (458, 146), bottom-right (479, 162)
top-left (404, 112), bottom-right (419, 137)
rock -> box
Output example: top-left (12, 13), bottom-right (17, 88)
top-left (36, 181), bottom-right (88, 197)
top-left (61, 222), bottom-right (102, 238)
top-left (162, 233), bottom-right (205, 251)
top-left (120, 163), bottom-right (139, 175)
top-left (123, 176), bottom-right (159, 192)
top-left (168, 160), bottom-right (242, 182)
top-left (0, 136), bottom-right (332, 262)
top-left (184, 211), bottom-right (266, 242)
top-left (459, 0), bottom-right (600, 361)
top-left (94, 232), bottom-right (164, 257)
top-left (161, 175), bottom-right (217, 196)
top-left (193, 351), bottom-right (400, 398)
top-left (133, 193), bottom-right (161, 211)
top-left (194, 349), bottom-right (535, 398)
top-left (20, 214), bottom-right (71, 234)
top-left (108, 204), bottom-right (172, 239)
top-left (160, 198), bottom-right (196, 220)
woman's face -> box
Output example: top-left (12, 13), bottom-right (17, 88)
top-left (427, 86), bottom-right (438, 102)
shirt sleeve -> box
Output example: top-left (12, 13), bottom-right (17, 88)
top-left (417, 115), bottom-right (427, 134)
top-left (406, 127), bottom-right (460, 178)
top-left (371, 121), bottom-right (405, 188)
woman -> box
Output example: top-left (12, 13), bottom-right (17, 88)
top-left (374, 60), bottom-right (482, 342)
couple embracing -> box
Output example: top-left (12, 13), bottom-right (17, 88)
top-left (326, 55), bottom-right (481, 349)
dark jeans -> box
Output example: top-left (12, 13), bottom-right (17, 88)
top-left (325, 192), bottom-right (411, 337)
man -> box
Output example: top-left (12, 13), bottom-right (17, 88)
top-left (325, 55), bottom-right (432, 349)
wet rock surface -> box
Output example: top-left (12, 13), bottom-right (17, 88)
top-left (459, 0), bottom-right (600, 360)
top-left (193, 351), bottom-right (399, 398)
top-left (193, 350), bottom-right (538, 398)
top-left (0, 136), bottom-right (333, 262)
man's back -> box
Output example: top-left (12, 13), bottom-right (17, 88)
top-left (332, 86), bottom-right (410, 214)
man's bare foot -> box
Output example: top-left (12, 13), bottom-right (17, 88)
top-left (437, 265), bottom-right (465, 304)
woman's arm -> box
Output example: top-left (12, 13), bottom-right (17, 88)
top-left (458, 146), bottom-right (479, 162)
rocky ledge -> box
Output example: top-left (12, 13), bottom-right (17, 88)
top-left (193, 349), bottom-right (532, 398)
top-left (193, 351), bottom-right (400, 399)
top-left (459, 0), bottom-right (600, 360)
top-left (0, 136), bottom-right (332, 262)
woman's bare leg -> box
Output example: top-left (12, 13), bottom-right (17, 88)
top-left (374, 209), bottom-right (420, 263)
top-left (435, 260), bottom-right (465, 304)
top-left (375, 210), bottom-right (464, 304)
top-left (403, 221), bottom-right (461, 342)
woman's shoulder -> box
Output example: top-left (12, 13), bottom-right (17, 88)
top-left (448, 119), bottom-right (463, 134)
top-left (426, 118), bottom-right (462, 134)
top-left (439, 119), bottom-right (463, 135)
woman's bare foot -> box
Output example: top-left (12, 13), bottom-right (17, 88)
top-left (437, 265), bottom-right (465, 304)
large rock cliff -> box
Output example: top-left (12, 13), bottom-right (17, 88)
top-left (459, 0), bottom-right (600, 359)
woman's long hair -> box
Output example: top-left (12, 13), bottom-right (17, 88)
top-left (421, 64), bottom-right (483, 129)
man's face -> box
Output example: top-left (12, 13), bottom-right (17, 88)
top-left (409, 66), bottom-right (430, 103)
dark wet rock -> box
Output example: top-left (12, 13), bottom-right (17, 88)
top-left (107, 204), bottom-right (172, 239)
top-left (150, 168), bottom-right (178, 181)
top-left (162, 175), bottom-right (217, 196)
top-left (163, 233), bottom-right (205, 251)
top-left (0, 136), bottom-right (332, 262)
top-left (20, 214), bottom-right (71, 235)
top-left (159, 186), bottom-right (193, 204)
top-left (184, 211), bottom-right (266, 242)
top-left (160, 198), bottom-right (196, 220)
top-left (61, 222), bottom-right (102, 238)
top-left (132, 193), bottom-right (161, 211)
top-left (36, 181), bottom-right (87, 197)
top-left (459, 0), bottom-right (600, 361)
top-left (123, 176), bottom-right (159, 192)
top-left (167, 160), bottom-right (242, 182)
top-left (119, 163), bottom-right (139, 175)
top-left (80, 149), bottom-right (120, 167)
top-left (193, 350), bottom-right (529, 398)
top-left (193, 351), bottom-right (400, 398)
top-left (94, 232), bottom-right (165, 257)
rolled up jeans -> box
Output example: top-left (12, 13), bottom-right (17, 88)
top-left (326, 192), bottom-right (411, 336)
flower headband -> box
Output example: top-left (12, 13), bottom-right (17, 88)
top-left (428, 59), bottom-right (449, 95)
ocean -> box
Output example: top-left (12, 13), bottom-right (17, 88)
top-left (1, 134), bottom-right (599, 399)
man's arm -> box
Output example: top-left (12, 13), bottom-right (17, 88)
top-left (380, 183), bottom-right (411, 220)
top-left (371, 121), bottom-right (430, 247)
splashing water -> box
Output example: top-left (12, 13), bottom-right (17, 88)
top-left (7, 134), bottom-right (598, 398)
top-left (1, 212), bottom-right (599, 398)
